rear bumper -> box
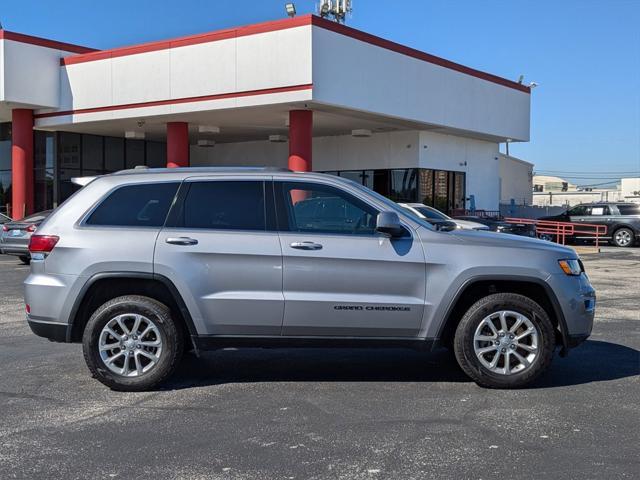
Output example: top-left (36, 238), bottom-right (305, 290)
top-left (0, 244), bottom-right (29, 256)
top-left (27, 318), bottom-right (68, 343)
top-left (24, 271), bottom-right (83, 342)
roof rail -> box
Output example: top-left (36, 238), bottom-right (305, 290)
top-left (112, 166), bottom-right (293, 175)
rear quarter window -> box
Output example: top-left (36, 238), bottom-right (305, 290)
top-left (617, 205), bottom-right (640, 215)
top-left (86, 182), bottom-right (179, 227)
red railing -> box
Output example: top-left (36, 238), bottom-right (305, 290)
top-left (503, 217), bottom-right (607, 248)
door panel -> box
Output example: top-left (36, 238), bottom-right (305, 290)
top-left (280, 233), bottom-right (426, 337)
top-left (153, 179), bottom-right (284, 336)
top-left (275, 181), bottom-right (426, 337)
top-left (154, 229), bottom-right (283, 335)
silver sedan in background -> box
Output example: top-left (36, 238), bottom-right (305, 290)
top-left (0, 210), bottom-right (52, 264)
top-left (399, 203), bottom-right (489, 230)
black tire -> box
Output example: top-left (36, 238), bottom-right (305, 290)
top-left (18, 255), bottom-right (30, 265)
top-left (453, 293), bottom-right (555, 389)
top-left (82, 295), bottom-right (183, 391)
top-left (611, 227), bottom-right (635, 248)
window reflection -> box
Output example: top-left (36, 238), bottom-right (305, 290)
top-left (322, 168), bottom-right (465, 214)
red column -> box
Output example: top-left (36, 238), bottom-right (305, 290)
top-left (288, 110), bottom-right (313, 172)
top-left (11, 109), bottom-right (34, 219)
top-left (166, 122), bottom-right (189, 168)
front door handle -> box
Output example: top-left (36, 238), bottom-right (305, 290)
top-left (290, 241), bottom-right (323, 250)
top-left (166, 237), bottom-right (198, 246)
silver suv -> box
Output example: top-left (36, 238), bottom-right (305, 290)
top-left (24, 167), bottom-right (595, 391)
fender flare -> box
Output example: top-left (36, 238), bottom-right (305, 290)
top-left (434, 274), bottom-right (570, 353)
top-left (66, 271), bottom-right (197, 342)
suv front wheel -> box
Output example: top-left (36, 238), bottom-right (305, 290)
top-left (453, 293), bottom-right (555, 388)
top-left (82, 295), bottom-right (183, 391)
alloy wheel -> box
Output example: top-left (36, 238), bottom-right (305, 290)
top-left (473, 310), bottom-right (539, 375)
top-left (98, 314), bottom-right (163, 377)
top-left (615, 229), bottom-right (632, 247)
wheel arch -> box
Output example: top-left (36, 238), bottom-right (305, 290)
top-left (435, 275), bottom-right (569, 353)
top-left (67, 272), bottom-right (197, 344)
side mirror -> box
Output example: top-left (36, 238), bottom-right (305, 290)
top-left (376, 211), bottom-right (405, 238)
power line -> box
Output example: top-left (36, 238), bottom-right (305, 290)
top-left (535, 170), bottom-right (640, 175)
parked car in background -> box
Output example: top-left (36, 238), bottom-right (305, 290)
top-left (540, 203), bottom-right (640, 247)
top-left (454, 215), bottom-right (537, 238)
top-left (0, 210), bottom-right (52, 264)
top-left (399, 203), bottom-right (488, 231)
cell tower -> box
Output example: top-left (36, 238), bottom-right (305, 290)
top-left (318, 0), bottom-right (353, 24)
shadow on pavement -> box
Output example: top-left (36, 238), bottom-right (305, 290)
top-left (532, 339), bottom-right (640, 388)
top-left (162, 340), bottom-right (639, 390)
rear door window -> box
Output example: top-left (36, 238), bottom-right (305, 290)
top-left (169, 181), bottom-right (267, 231)
top-left (588, 206), bottom-right (610, 216)
top-left (86, 182), bottom-right (179, 227)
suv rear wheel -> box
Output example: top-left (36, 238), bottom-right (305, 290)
top-left (82, 295), bottom-right (183, 391)
top-left (453, 293), bottom-right (555, 388)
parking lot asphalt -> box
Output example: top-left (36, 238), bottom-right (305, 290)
top-left (0, 248), bottom-right (638, 480)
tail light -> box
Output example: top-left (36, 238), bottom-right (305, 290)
top-left (26, 224), bottom-right (37, 233)
top-left (28, 235), bottom-right (59, 253)
top-left (2, 224), bottom-right (7, 232)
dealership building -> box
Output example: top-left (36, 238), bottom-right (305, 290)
top-left (0, 14), bottom-right (531, 218)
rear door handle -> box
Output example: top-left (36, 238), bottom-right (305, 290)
top-left (166, 237), bottom-right (198, 246)
top-left (290, 241), bottom-right (323, 250)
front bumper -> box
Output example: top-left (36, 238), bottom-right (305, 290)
top-left (547, 272), bottom-right (596, 351)
top-left (27, 318), bottom-right (68, 342)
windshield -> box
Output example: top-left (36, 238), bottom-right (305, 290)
top-left (415, 206), bottom-right (448, 220)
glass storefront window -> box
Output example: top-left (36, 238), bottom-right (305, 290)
top-left (390, 169), bottom-right (418, 202)
top-left (1, 128), bottom-right (168, 211)
top-left (419, 169), bottom-right (434, 206)
top-left (453, 172), bottom-right (466, 210)
top-left (339, 170), bottom-right (364, 185)
top-left (125, 140), bottom-right (145, 169)
top-left (105, 137), bottom-right (125, 172)
top-left (57, 132), bottom-right (82, 204)
top-left (34, 168), bottom-right (54, 213)
top-left (433, 170), bottom-right (449, 212)
top-left (146, 141), bottom-right (167, 168)
top-left (1, 123), bottom-right (12, 171)
top-left (373, 170), bottom-right (390, 197)
top-left (0, 123), bottom-right (11, 215)
top-left (82, 135), bottom-right (104, 172)
top-left (34, 131), bottom-right (57, 212)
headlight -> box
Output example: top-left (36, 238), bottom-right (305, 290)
top-left (558, 259), bottom-right (583, 276)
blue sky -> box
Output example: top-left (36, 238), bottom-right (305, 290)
top-left (2, 0), bottom-right (639, 185)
